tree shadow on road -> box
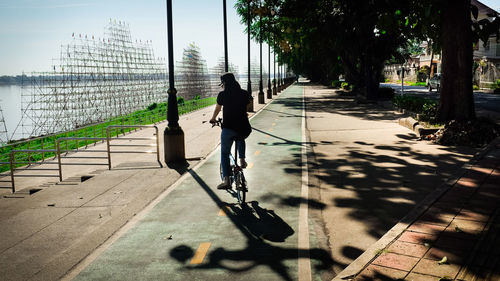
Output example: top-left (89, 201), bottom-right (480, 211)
top-left (169, 170), bottom-right (338, 280)
top-left (261, 83), bottom-right (481, 275)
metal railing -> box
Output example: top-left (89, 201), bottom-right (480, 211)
top-left (8, 149), bottom-right (60, 193)
top-left (57, 137), bottom-right (109, 180)
top-left (0, 96), bottom-right (217, 175)
top-left (0, 125), bottom-right (164, 193)
top-left (106, 125), bottom-right (162, 169)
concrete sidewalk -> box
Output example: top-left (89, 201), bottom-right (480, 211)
top-left (303, 84), bottom-right (479, 277)
top-left (0, 89), bottom-right (281, 281)
top-left (335, 139), bottom-right (500, 280)
top-left (1, 81), bottom-right (494, 281)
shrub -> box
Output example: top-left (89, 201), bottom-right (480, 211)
top-left (147, 103), bottom-right (158, 111)
top-left (194, 95), bottom-right (200, 100)
top-left (417, 66), bottom-right (429, 82)
top-left (420, 101), bottom-right (438, 122)
top-left (408, 81), bottom-right (427, 87)
top-left (331, 80), bottom-right (341, 88)
top-left (392, 94), bottom-right (438, 122)
top-left (341, 82), bottom-right (350, 90)
top-left (473, 85), bottom-right (479, 90)
top-left (177, 97), bottom-right (185, 105)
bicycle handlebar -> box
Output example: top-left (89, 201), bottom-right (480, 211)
top-left (210, 118), bottom-right (222, 128)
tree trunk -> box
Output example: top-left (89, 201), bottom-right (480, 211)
top-left (437, 0), bottom-right (475, 122)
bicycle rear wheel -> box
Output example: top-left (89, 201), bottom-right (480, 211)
top-left (235, 172), bottom-right (247, 203)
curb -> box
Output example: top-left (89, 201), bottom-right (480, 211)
top-left (332, 136), bottom-right (500, 281)
top-left (398, 117), bottom-right (438, 137)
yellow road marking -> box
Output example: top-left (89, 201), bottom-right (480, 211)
top-left (272, 122), bottom-right (276, 126)
top-left (218, 206), bottom-right (230, 216)
top-left (190, 242), bottom-right (211, 264)
top-left (254, 150), bottom-right (261, 156)
top-left (247, 162), bottom-right (254, 169)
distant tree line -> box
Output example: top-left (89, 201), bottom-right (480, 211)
top-left (0, 75), bottom-right (30, 85)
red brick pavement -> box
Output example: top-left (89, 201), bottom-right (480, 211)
top-left (354, 141), bottom-right (500, 280)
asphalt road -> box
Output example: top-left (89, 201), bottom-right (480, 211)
top-left (381, 83), bottom-right (500, 114)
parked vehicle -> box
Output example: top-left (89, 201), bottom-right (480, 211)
top-left (428, 74), bottom-right (441, 92)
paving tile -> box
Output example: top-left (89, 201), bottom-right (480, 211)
top-left (413, 258), bottom-right (461, 278)
top-left (456, 266), bottom-right (492, 281)
top-left (417, 213), bottom-right (454, 226)
top-left (372, 252), bottom-right (419, 272)
top-left (404, 272), bottom-right (439, 281)
top-left (480, 182), bottom-right (499, 190)
top-left (425, 206), bottom-right (457, 219)
top-left (465, 200), bottom-right (498, 215)
top-left (387, 241), bottom-right (429, 258)
top-left (470, 193), bottom-right (499, 205)
top-left (471, 252), bottom-right (500, 269)
top-left (433, 202), bottom-right (464, 214)
top-left (424, 247), bottom-right (469, 264)
top-left (470, 166), bottom-right (494, 175)
top-left (441, 227), bottom-right (479, 241)
top-left (461, 170), bottom-right (489, 183)
top-left (477, 158), bottom-right (497, 168)
top-left (398, 231), bottom-right (438, 245)
top-left (474, 189), bottom-right (500, 201)
top-left (434, 235), bottom-right (476, 251)
top-left (455, 210), bottom-right (490, 222)
top-left (438, 189), bottom-right (474, 203)
top-left (407, 221), bottom-right (447, 235)
top-left (356, 264), bottom-right (407, 280)
top-left (485, 176), bottom-right (500, 186)
top-left (448, 219), bottom-right (486, 234)
top-left (455, 179), bottom-right (480, 188)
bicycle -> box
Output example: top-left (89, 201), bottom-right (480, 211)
top-left (211, 118), bottom-right (248, 203)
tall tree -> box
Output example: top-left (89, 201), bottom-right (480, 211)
top-left (438, 0), bottom-right (475, 122)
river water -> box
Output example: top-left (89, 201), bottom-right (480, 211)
top-left (0, 85), bottom-right (24, 142)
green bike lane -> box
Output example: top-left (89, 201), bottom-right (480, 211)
top-left (69, 85), bottom-right (333, 281)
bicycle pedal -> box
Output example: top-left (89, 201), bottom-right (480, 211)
top-left (236, 186), bottom-right (247, 192)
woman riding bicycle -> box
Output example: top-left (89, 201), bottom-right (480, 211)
top-left (209, 72), bottom-right (252, 190)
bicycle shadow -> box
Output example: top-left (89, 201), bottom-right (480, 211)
top-left (225, 201), bottom-right (295, 242)
top-left (169, 170), bottom-right (336, 280)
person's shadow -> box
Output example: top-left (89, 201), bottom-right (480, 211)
top-left (170, 201), bottom-right (333, 281)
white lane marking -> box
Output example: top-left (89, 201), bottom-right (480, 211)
top-left (298, 86), bottom-right (312, 281)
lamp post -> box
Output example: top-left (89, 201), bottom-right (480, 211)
top-left (267, 43), bottom-right (272, 99)
top-left (246, 0), bottom-right (254, 112)
top-left (277, 50), bottom-right (280, 93)
top-left (223, 0), bottom-right (228, 72)
top-left (257, 0), bottom-right (265, 104)
top-left (164, 0), bottom-right (185, 164)
top-left (273, 50), bottom-right (277, 95)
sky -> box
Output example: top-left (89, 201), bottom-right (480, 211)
top-left (1, 0), bottom-right (499, 76)
top-left (0, 0), bottom-right (269, 76)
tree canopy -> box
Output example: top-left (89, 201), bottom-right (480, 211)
top-left (235, 0), bottom-right (500, 122)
